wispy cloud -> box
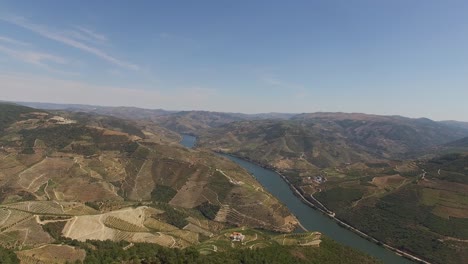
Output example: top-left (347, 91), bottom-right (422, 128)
top-left (0, 72), bottom-right (225, 111)
top-left (1, 16), bottom-right (138, 70)
top-left (0, 72), bottom-right (316, 114)
top-left (74, 26), bottom-right (107, 42)
top-left (0, 36), bottom-right (30, 46)
top-left (0, 44), bottom-right (79, 75)
top-left (0, 44), bottom-right (66, 66)
top-left (0, 72), bottom-right (158, 106)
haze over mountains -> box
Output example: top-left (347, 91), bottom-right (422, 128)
top-left (14, 101), bottom-right (468, 133)
top-left (3, 1), bottom-right (468, 263)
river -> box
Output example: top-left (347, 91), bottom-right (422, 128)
top-left (180, 134), bottom-right (413, 264)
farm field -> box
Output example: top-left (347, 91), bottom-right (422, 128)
top-left (197, 227), bottom-right (322, 254)
top-left (16, 244), bottom-right (85, 264)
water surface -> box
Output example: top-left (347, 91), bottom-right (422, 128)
top-left (179, 134), bottom-right (196, 148)
top-left (180, 134), bottom-right (412, 264)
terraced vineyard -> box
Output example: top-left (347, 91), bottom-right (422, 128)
top-left (0, 230), bottom-right (22, 248)
top-left (0, 209), bottom-right (32, 231)
top-left (16, 244), bottom-right (86, 264)
top-left (183, 223), bottom-right (213, 237)
top-left (197, 227), bottom-right (322, 254)
top-left (3, 201), bottom-right (67, 215)
top-left (144, 217), bottom-right (178, 232)
top-left (114, 230), bottom-right (134, 241)
top-left (104, 216), bottom-right (148, 232)
top-left (168, 229), bottom-right (199, 244)
top-left (272, 232), bottom-right (322, 246)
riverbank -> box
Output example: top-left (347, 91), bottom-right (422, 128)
top-left (216, 151), bottom-right (430, 264)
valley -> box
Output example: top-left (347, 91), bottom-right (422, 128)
top-left (194, 113), bottom-right (468, 264)
top-left (0, 103), bottom-right (380, 263)
top-left (217, 152), bottom-right (413, 263)
top-left (3, 2), bottom-right (467, 263)
top-left (2, 101), bottom-right (468, 263)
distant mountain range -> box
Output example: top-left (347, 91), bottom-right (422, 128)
top-left (9, 101), bottom-right (468, 171)
top-left (13, 101), bottom-right (176, 119)
top-left (198, 113), bottom-right (468, 169)
top-left (12, 101), bottom-right (468, 134)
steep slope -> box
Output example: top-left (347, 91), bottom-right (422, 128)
top-left (419, 135), bottom-right (468, 158)
top-left (446, 137), bottom-right (468, 147)
top-left (0, 103), bottom-right (298, 253)
top-left (292, 113), bottom-right (468, 156)
top-left (54, 111), bottom-right (181, 145)
top-left (199, 113), bottom-right (468, 172)
top-left (197, 113), bottom-right (468, 264)
top-left (0, 103), bottom-right (44, 132)
top-left (440, 120), bottom-right (468, 131)
top-left (199, 119), bottom-right (378, 174)
top-left (313, 152), bottom-right (468, 264)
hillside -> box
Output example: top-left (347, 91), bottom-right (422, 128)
top-left (444, 136), bottom-right (468, 149)
top-left (421, 136), bottom-right (468, 158)
top-left (313, 152), bottom-right (468, 264)
top-left (293, 113), bottom-right (468, 155)
top-left (0, 103), bottom-right (314, 262)
top-left (0, 103), bottom-right (45, 132)
top-left (198, 114), bottom-right (468, 172)
top-left (199, 119), bottom-right (376, 173)
top-left (14, 101), bottom-right (297, 135)
top-left (440, 120), bottom-right (468, 131)
top-left (53, 111), bottom-right (182, 145)
top-left (197, 114), bottom-right (468, 264)
top-left (1, 231), bottom-right (380, 264)
top-left (5, 103), bottom-right (465, 262)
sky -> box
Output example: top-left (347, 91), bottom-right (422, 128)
top-left (1, 0), bottom-right (467, 121)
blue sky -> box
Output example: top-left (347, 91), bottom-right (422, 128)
top-left (1, 0), bottom-right (467, 120)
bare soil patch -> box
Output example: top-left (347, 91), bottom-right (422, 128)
top-left (371, 174), bottom-right (406, 189)
top-left (433, 205), bottom-right (468, 219)
top-left (17, 157), bottom-right (74, 192)
top-left (128, 160), bottom-right (155, 200)
top-left (169, 168), bottom-right (210, 208)
top-left (17, 244), bottom-right (86, 264)
top-left (419, 179), bottom-right (468, 194)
